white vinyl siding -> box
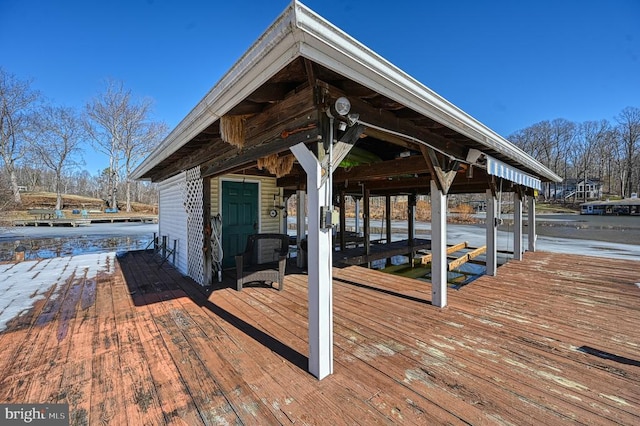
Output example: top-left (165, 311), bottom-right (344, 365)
top-left (158, 172), bottom-right (188, 275)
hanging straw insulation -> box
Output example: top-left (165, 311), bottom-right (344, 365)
top-left (257, 154), bottom-right (295, 178)
top-left (220, 115), bottom-right (248, 148)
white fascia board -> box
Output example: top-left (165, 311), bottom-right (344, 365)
top-left (292, 2), bottom-right (561, 183)
top-left (132, 3), bottom-right (301, 180)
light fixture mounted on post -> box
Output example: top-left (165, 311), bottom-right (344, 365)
top-left (333, 97), bottom-right (351, 116)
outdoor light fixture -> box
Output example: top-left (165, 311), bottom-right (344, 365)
top-left (334, 97), bottom-right (351, 116)
top-left (466, 148), bottom-right (482, 164)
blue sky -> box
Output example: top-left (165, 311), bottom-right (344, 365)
top-left (1, 0), bottom-right (639, 173)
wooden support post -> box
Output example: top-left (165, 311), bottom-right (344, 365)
top-left (430, 180), bottom-right (447, 307)
top-left (339, 190), bottom-right (346, 251)
top-left (162, 235), bottom-right (167, 260)
top-left (280, 191), bottom-right (288, 235)
top-left (354, 196), bottom-right (361, 236)
top-left (290, 142), bottom-right (334, 380)
top-left (408, 193), bottom-right (416, 264)
top-left (288, 115), bottom-right (362, 380)
top-left (486, 189), bottom-right (497, 276)
top-left (385, 195), bottom-right (392, 244)
top-left (296, 189), bottom-right (306, 268)
top-left (385, 195), bottom-right (392, 266)
top-left (363, 188), bottom-right (371, 264)
top-left (514, 189), bottom-right (523, 261)
top-left (528, 195), bottom-right (536, 252)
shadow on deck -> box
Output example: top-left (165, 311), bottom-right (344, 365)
top-left (118, 251), bottom-right (309, 371)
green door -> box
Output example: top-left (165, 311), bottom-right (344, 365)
top-left (222, 181), bottom-right (259, 268)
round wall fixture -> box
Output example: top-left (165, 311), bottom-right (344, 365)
top-left (334, 97), bottom-right (351, 116)
top-left (269, 209), bottom-right (278, 218)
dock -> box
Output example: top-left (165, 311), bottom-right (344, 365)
top-left (0, 250), bottom-right (638, 424)
top-left (12, 215), bottom-right (157, 227)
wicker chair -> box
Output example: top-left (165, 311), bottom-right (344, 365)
top-left (235, 233), bottom-right (289, 291)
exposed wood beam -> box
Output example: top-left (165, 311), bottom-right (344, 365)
top-left (335, 155), bottom-right (429, 182)
top-left (151, 87), bottom-right (318, 181)
top-left (331, 124), bottom-right (366, 166)
top-left (246, 82), bottom-right (294, 103)
top-left (147, 138), bottom-right (231, 182)
top-left (421, 146), bottom-right (458, 195)
top-left (202, 128), bottom-right (321, 178)
top-left (336, 175), bottom-right (491, 195)
top-left (303, 58), bottom-right (317, 88)
top-left (342, 90), bottom-right (468, 160)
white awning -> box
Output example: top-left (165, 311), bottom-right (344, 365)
top-left (486, 156), bottom-right (542, 191)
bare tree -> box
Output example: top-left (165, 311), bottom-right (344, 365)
top-left (615, 107), bottom-right (640, 197)
top-left (121, 108), bottom-right (167, 212)
top-left (85, 79), bottom-right (165, 211)
top-left (85, 79), bottom-right (126, 208)
top-left (31, 105), bottom-right (85, 209)
top-left (550, 119), bottom-right (576, 202)
top-left (572, 120), bottom-right (610, 202)
top-left (0, 68), bottom-right (40, 204)
top-left (511, 120), bottom-right (575, 200)
top-left (595, 128), bottom-right (617, 195)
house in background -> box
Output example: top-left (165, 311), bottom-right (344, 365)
top-left (551, 178), bottom-right (603, 200)
top-left (132, 1), bottom-right (560, 379)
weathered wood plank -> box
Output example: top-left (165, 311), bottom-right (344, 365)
top-left (447, 245), bottom-right (486, 271)
top-left (119, 257), bottom-right (204, 425)
top-left (420, 241), bottom-right (468, 264)
top-left (89, 269), bottom-right (129, 426)
top-left (109, 264), bottom-right (167, 425)
top-left (44, 270), bottom-right (96, 424)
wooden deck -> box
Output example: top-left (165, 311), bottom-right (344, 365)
top-left (12, 218), bottom-right (92, 227)
top-left (0, 250), bottom-right (639, 425)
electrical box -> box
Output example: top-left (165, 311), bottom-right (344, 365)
top-left (320, 206), bottom-right (339, 229)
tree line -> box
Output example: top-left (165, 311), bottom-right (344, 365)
top-left (0, 67), bottom-right (167, 211)
top-left (2, 67), bottom-right (638, 209)
top-left (509, 107), bottom-right (640, 201)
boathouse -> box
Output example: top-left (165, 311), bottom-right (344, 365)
top-left (132, 1), bottom-right (561, 379)
top-left (580, 197), bottom-right (640, 215)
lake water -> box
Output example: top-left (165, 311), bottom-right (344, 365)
top-left (0, 222), bottom-right (158, 262)
top-left (1, 213), bottom-right (638, 263)
top-left (289, 213), bottom-right (640, 261)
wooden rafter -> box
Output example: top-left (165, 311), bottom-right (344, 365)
top-left (421, 146), bottom-right (459, 194)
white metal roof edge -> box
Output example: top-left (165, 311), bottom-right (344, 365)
top-left (291, 2), bottom-right (561, 183)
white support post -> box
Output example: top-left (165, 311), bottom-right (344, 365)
top-left (528, 195), bottom-right (536, 252)
top-left (514, 191), bottom-right (523, 261)
top-left (290, 143), bottom-right (333, 380)
top-left (296, 189), bottom-right (306, 268)
top-left (486, 189), bottom-right (497, 276)
top-left (430, 180), bottom-right (447, 307)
